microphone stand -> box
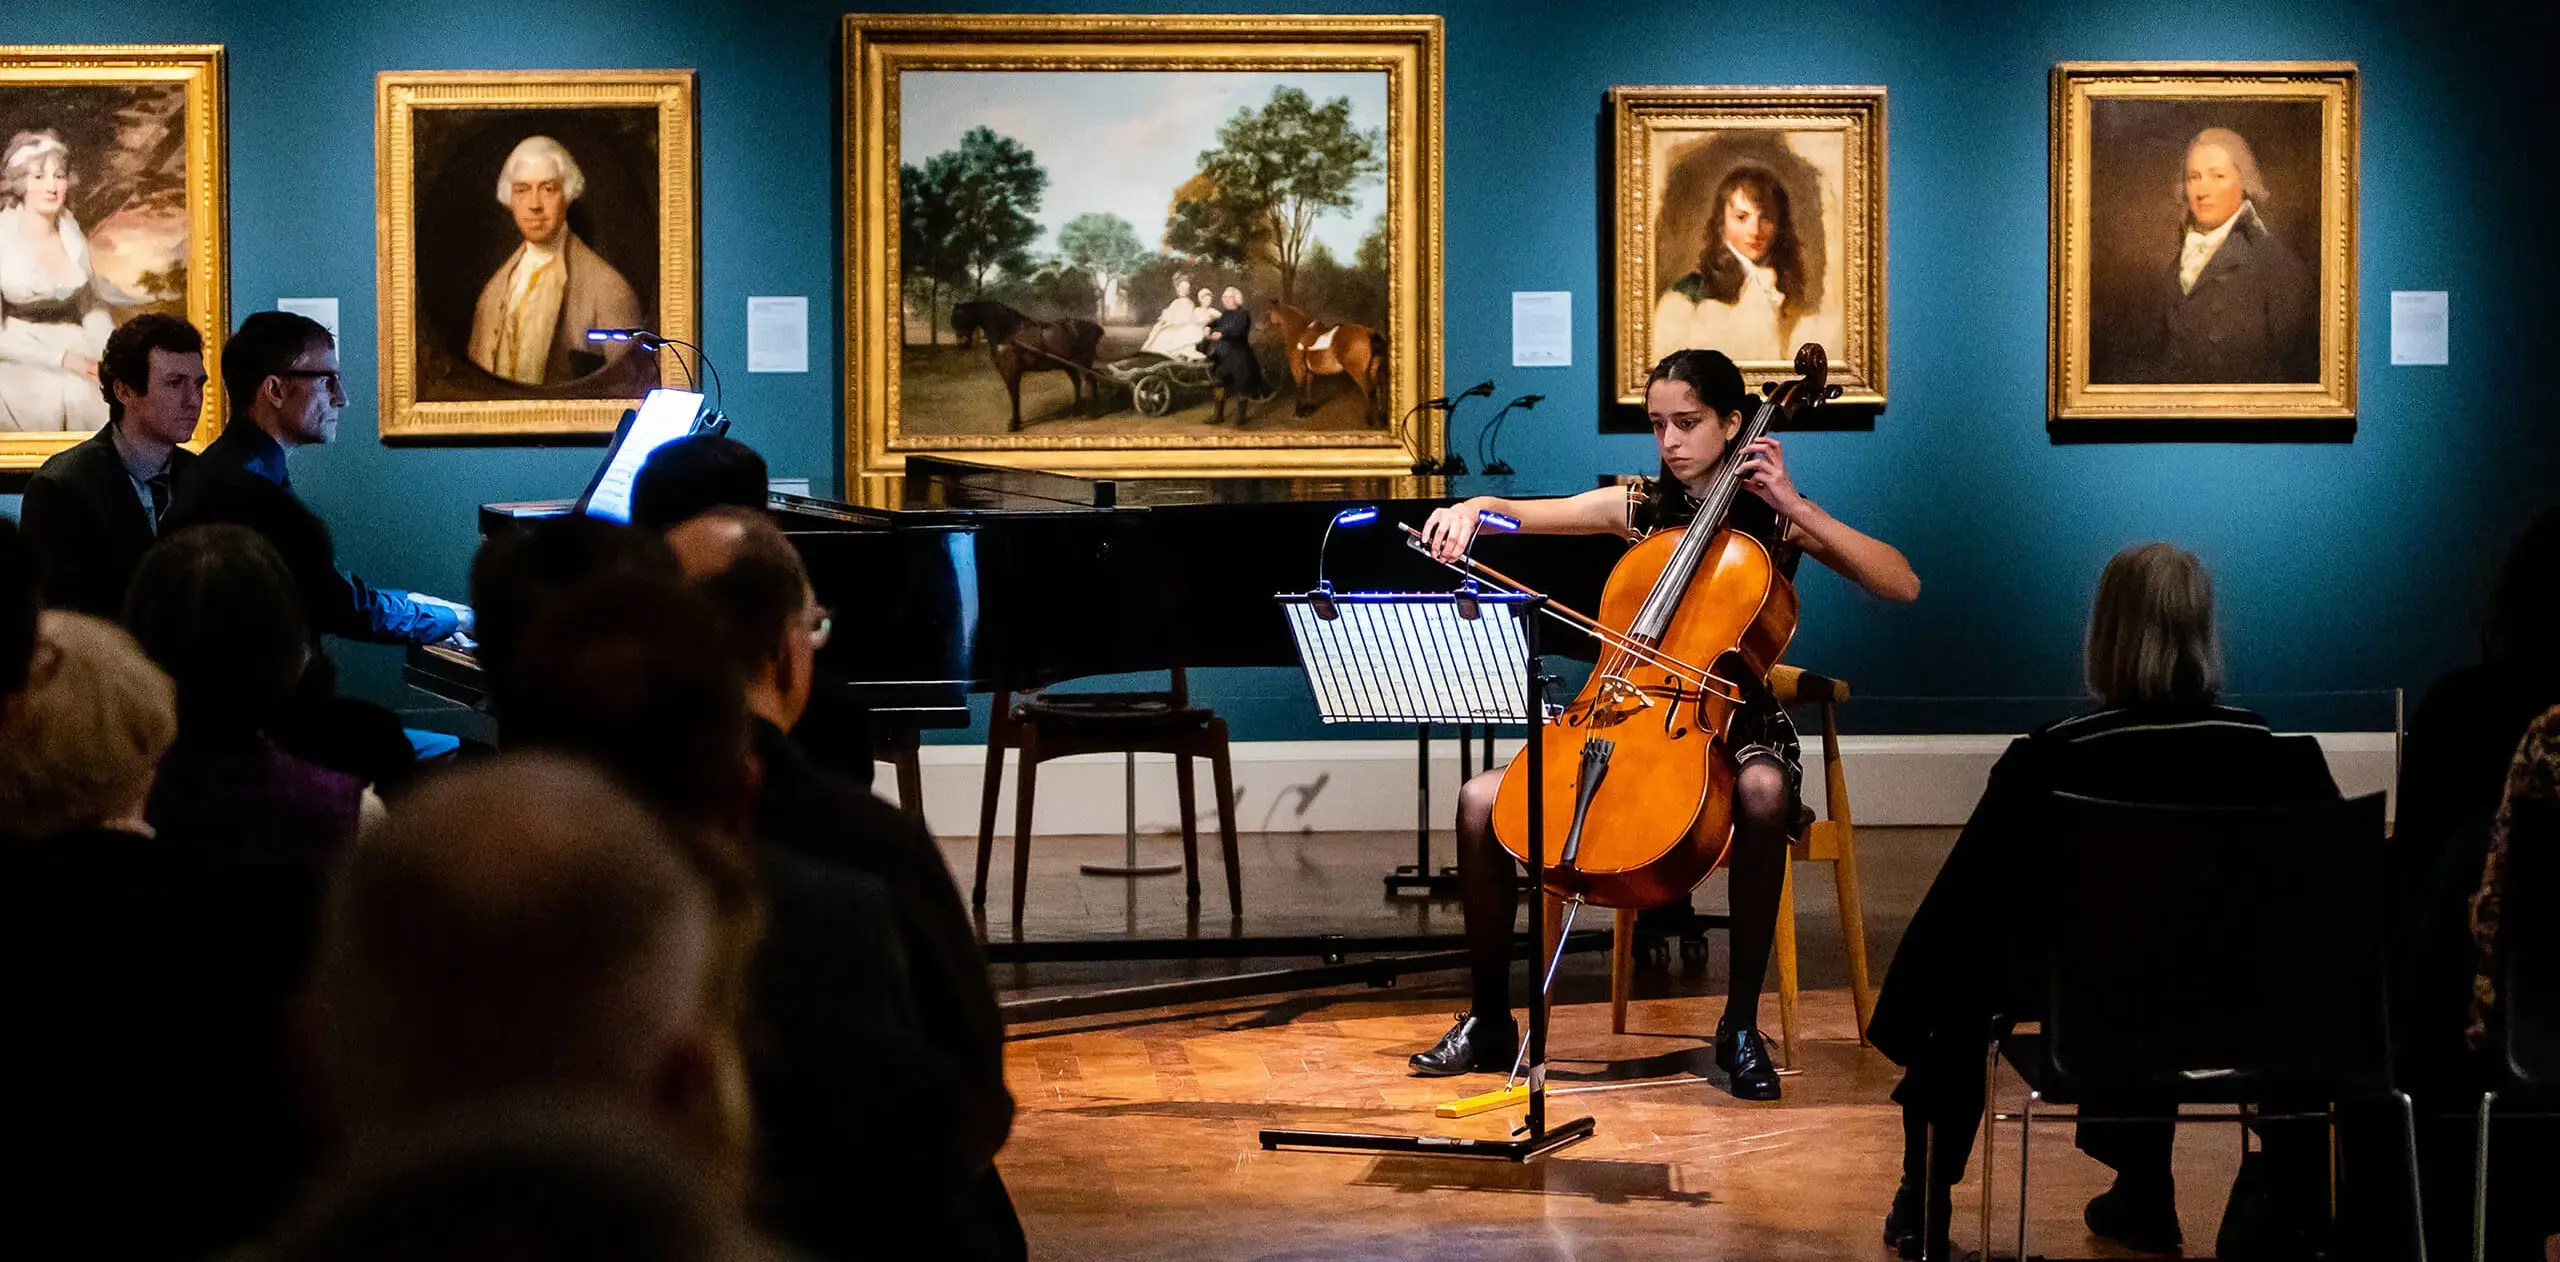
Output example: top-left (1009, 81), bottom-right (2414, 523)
top-left (1476, 395), bottom-right (1543, 477)
top-left (1404, 401), bottom-right (1453, 474)
top-left (1436, 381), bottom-right (1496, 477)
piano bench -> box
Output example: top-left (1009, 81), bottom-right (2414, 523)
top-left (975, 675), bottom-right (1241, 926)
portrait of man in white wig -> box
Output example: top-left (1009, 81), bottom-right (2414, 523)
top-left (466, 135), bottom-right (645, 387)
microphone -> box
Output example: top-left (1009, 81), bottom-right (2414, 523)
top-left (1438, 381), bottom-right (1496, 476)
top-left (1475, 393), bottom-right (1546, 477)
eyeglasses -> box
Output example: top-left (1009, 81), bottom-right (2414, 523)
top-left (276, 369), bottom-right (342, 390)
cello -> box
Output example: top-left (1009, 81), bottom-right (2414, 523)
top-left (1487, 343), bottom-right (1838, 909)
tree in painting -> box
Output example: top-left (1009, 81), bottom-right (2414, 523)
top-left (899, 155), bottom-right (968, 344)
top-left (1055, 211), bottom-right (1147, 322)
top-left (1166, 87), bottom-right (1381, 306)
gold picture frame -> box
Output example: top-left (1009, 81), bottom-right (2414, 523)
top-left (1609, 86), bottom-right (1887, 409)
top-left (843, 13), bottom-right (1444, 488)
top-left (2049, 62), bottom-right (2358, 428)
top-left (376, 70), bottom-right (697, 441)
top-left (0, 44), bottom-right (226, 471)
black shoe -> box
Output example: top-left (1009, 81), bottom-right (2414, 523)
top-left (1885, 1181), bottom-right (1969, 1261)
top-left (2085, 1176), bottom-right (2182, 1252)
top-left (1713, 1017), bottom-right (1781, 1101)
top-left (1407, 1012), bottom-right (1517, 1078)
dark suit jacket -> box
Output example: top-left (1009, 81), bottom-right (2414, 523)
top-left (1205, 305), bottom-right (1267, 395)
top-left (19, 424), bottom-right (194, 617)
top-left (748, 718), bottom-right (1023, 1262)
top-left (2134, 210), bottom-right (2317, 384)
top-left (1869, 704), bottom-right (2341, 1066)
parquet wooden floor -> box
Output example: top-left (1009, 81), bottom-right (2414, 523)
top-left (952, 829), bottom-right (2258, 1260)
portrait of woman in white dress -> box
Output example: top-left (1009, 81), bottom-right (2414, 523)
top-left (0, 131), bottom-right (115, 433)
top-left (1137, 271), bottom-right (1209, 360)
top-left (1651, 164), bottom-right (1841, 367)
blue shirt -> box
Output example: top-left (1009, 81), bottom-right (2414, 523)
top-left (220, 426), bottom-right (462, 645)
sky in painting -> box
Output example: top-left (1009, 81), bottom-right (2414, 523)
top-left (899, 70), bottom-right (1389, 264)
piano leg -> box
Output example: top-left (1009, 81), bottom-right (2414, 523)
top-left (1176, 752), bottom-right (1202, 905)
top-left (974, 690), bottom-right (1014, 909)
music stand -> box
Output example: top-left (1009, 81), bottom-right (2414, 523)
top-left (1257, 589), bottom-right (1595, 1161)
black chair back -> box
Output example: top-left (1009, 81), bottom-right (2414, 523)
top-left (2039, 791), bottom-right (2391, 1100)
top-left (2504, 798), bottom-right (2556, 1089)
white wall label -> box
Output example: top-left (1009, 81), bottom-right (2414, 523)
top-left (747, 296), bottom-right (809, 373)
top-left (276, 297), bottom-right (340, 340)
top-left (1510, 291), bottom-right (1571, 368)
top-left (2390, 291), bottom-right (2448, 366)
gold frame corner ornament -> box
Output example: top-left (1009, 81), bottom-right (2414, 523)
top-left (374, 68), bottom-right (699, 442)
top-left (840, 13), bottom-right (1446, 483)
top-left (1607, 84), bottom-right (1888, 410)
top-left (2046, 61), bottom-right (2359, 426)
top-left (0, 44), bottom-right (227, 472)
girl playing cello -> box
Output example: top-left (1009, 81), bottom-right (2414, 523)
top-left (1407, 348), bottom-right (1919, 1100)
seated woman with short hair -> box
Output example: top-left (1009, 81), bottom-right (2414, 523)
top-left (1869, 542), bottom-right (2341, 1260)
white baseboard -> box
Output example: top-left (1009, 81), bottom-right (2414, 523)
top-left (887, 732), bottom-right (2397, 837)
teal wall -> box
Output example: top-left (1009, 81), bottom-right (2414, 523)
top-left (14, 0), bottom-right (2556, 738)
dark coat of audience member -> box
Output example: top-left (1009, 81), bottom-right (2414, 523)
top-left (1, 612), bottom-right (302, 1258)
top-left (2393, 504), bottom-right (2560, 897)
top-left (485, 552), bottom-right (1014, 1259)
top-left (20, 425), bottom-right (198, 618)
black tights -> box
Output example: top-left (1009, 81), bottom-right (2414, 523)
top-left (1454, 756), bottom-right (1795, 1029)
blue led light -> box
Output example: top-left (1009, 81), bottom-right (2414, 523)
top-left (1477, 510), bottom-right (1521, 532)
top-left (1332, 506), bottom-right (1380, 526)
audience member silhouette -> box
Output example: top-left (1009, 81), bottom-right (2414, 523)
top-left (1868, 543), bottom-right (2342, 1260)
top-left (667, 506), bottom-right (1021, 1259)
top-left (2396, 503), bottom-right (2560, 896)
top-left (306, 755), bottom-right (748, 1197)
top-left (631, 433), bottom-right (767, 533)
top-left (127, 524), bottom-right (369, 860)
top-left (490, 565), bottom-right (998, 1257)
top-left (630, 435), bottom-right (876, 789)
top-left (269, 1103), bottom-right (773, 1262)
top-left (0, 612), bottom-right (288, 1257)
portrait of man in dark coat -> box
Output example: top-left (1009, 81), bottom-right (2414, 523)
top-left (2123, 127), bottom-right (2314, 383)
top-left (2085, 111), bottom-right (2325, 388)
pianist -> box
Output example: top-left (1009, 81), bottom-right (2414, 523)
top-left (163, 311), bottom-right (472, 774)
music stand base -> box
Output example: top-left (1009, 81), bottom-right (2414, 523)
top-left (1259, 1114), bottom-right (1594, 1162)
top-left (1383, 864), bottom-right (1462, 897)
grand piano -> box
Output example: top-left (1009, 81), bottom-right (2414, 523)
top-left (408, 456), bottom-right (1628, 727)
top-left (405, 457), bottom-right (1638, 1018)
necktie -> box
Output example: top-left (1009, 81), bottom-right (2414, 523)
top-left (146, 472), bottom-right (171, 531)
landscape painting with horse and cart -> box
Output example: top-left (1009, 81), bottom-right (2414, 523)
top-left (842, 15), bottom-right (1444, 484)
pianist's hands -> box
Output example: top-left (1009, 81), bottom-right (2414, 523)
top-left (1420, 498), bottom-right (1485, 562)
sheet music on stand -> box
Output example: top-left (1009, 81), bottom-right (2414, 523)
top-left (1262, 586), bottom-right (1594, 1162)
top-left (1279, 592), bottom-right (1532, 726)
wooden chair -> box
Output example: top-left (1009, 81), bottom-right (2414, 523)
top-left (971, 667), bottom-right (1241, 926)
top-left (1591, 664), bottom-right (1876, 1067)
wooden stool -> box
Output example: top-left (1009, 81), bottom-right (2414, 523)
top-left (872, 726), bottom-right (927, 831)
top-left (971, 667), bottom-right (1241, 926)
top-left (1596, 664), bottom-right (1875, 1067)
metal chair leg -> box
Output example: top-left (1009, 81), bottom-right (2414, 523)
top-left (2396, 1090), bottom-right (2429, 1262)
top-left (2016, 1090), bottom-right (2036, 1262)
top-left (2473, 1090), bottom-right (2494, 1262)
top-left (1980, 1039), bottom-right (1999, 1256)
